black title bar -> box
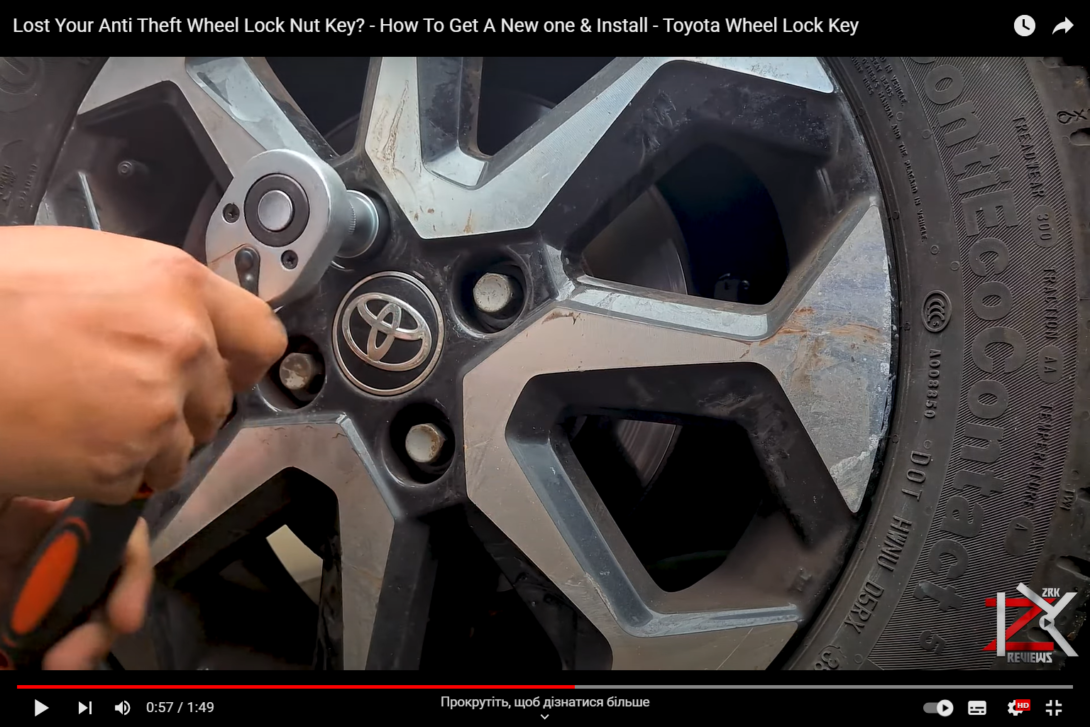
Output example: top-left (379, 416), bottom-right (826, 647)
top-left (1, 13), bottom-right (1084, 54)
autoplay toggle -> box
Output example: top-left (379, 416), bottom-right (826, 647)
top-left (923, 700), bottom-right (954, 717)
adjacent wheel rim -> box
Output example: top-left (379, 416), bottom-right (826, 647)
top-left (36, 57), bottom-right (897, 670)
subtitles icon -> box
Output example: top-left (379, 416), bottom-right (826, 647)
top-left (968, 701), bottom-right (987, 716)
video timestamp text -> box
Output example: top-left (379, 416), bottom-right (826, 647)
top-left (146, 702), bottom-right (215, 714)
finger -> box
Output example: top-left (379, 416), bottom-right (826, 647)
top-left (200, 271), bottom-right (287, 390)
top-left (142, 422), bottom-right (195, 493)
top-left (183, 347), bottom-right (234, 445)
top-left (42, 619), bottom-right (114, 670)
top-left (106, 518), bottom-right (152, 634)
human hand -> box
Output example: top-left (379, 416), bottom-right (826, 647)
top-left (0, 226), bottom-right (287, 504)
top-left (0, 496), bottom-right (151, 669)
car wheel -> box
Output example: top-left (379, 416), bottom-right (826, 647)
top-left (3, 56), bottom-right (1088, 671)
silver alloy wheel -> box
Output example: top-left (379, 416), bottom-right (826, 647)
top-left (36, 57), bottom-right (894, 670)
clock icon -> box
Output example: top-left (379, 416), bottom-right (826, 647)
top-left (1015, 15), bottom-right (1036, 36)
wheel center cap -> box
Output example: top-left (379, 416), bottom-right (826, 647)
top-left (333, 271), bottom-right (444, 396)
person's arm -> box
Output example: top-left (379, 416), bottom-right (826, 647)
top-left (0, 225), bottom-right (287, 668)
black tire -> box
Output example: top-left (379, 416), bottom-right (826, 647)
top-left (3, 57), bottom-right (1088, 671)
top-left (791, 57), bottom-right (1090, 671)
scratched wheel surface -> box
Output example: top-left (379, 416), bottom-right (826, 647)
top-left (3, 56), bottom-right (1089, 671)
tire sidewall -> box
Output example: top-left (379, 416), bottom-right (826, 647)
top-left (792, 57), bottom-right (1090, 670)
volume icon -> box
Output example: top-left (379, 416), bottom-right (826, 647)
top-left (115, 701), bottom-right (131, 715)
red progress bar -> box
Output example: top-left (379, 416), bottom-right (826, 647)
top-left (19, 685), bottom-right (576, 690)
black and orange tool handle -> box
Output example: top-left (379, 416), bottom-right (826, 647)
top-left (0, 485), bottom-right (152, 670)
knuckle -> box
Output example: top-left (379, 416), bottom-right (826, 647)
top-left (144, 393), bottom-right (184, 432)
top-left (157, 245), bottom-right (203, 281)
top-left (88, 453), bottom-right (132, 482)
top-left (162, 321), bottom-right (213, 365)
top-left (88, 456), bottom-right (143, 503)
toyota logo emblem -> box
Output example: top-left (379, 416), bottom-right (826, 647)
top-left (333, 271), bottom-right (444, 396)
top-left (342, 293), bottom-right (433, 371)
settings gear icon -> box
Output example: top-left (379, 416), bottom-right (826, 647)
top-left (1008, 701), bottom-right (1022, 716)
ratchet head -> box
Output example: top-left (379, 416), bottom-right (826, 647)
top-left (204, 150), bottom-right (386, 307)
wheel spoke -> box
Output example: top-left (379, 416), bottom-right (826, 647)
top-left (463, 309), bottom-right (806, 667)
top-left (567, 202), bottom-right (892, 510)
top-left (414, 57), bottom-right (487, 186)
top-left (34, 171), bottom-right (101, 229)
top-left (460, 315), bottom-right (789, 669)
top-left (147, 417), bottom-right (420, 670)
top-left (78, 57), bottom-right (334, 183)
top-left (359, 56), bottom-right (834, 239)
top-left (463, 198), bottom-right (890, 668)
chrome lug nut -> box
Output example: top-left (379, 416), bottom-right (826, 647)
top-left (279, 352), bottom-right (323, 392)
top-left (472, 272), bottom-right (521, 316)
top-left (405, 423), bottom-right (447, 465)
top-left (338, 191), bottom-right (389, 259)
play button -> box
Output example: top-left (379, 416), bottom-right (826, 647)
top-left (34, 700), bottom-right (48, 716)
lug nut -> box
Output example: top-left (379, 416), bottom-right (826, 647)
top-left (279, 352), bottom-right (323, 392)
top-left (472, 272), bottom-right (522, 317)
top-left (117, 159), bottom-right (148, 178)
top-left (338, 191), bottom-right (388, 259)
top-left (405, 423), bottom-right (447, 465)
